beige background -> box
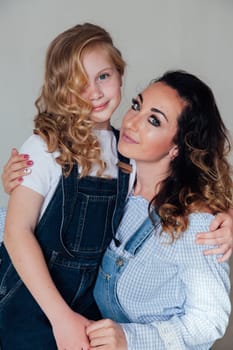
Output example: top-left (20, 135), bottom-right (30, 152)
top-left (0, 0), bottom-right (232, 348)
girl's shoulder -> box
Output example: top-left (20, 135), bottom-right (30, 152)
top-left (20, 134), bottom-right (60, 161)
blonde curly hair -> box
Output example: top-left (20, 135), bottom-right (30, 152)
top-left (34, 23), bottom-right (125, 176)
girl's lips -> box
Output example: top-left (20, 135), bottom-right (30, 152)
top-left (92, 101), bottom-right (109, 112)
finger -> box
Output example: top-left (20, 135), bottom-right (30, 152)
top-left (196, 231), bottom-right (220, 241)
top-left (196, 237), bottom-right (225, 246)
top-left (11, 148), bottom-right (19, 157)
top-left (196, 227), bottom-right (232, 243)
top-left (203, 244), bottom-right (232, 257)
top-left (217, 247), bottom-right (232, 262)
top-left (209, 213), bottom-right (225, 231)
top-left (89, 334), bottom-right (108, 347)
top-left (87, 319), bottom-right (110, 334)
top-left (5, 177), bottom-right (24, 194)
top-left (7, 159), bottom-right (33, 174)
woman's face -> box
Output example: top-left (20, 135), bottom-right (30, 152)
top-left (118, 82), bottom-right (186, 165)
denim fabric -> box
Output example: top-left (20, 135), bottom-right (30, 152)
top-left (94, 195), bottom-right (229, 349)
top-left (0, 128), bottom-right (130, 349)
top-left (94, 213), bottom-right (156, 322)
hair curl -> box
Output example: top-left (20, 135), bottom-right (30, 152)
top-left (34, 23), bottom-right (125, 176)
top-left (149, 70), bottom-right (233, 240)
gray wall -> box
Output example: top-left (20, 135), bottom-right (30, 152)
top-left (0, 1), bottom-right (232, 348)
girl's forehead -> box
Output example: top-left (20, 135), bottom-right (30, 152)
top-left (82, 48), bottom-right (114, 71)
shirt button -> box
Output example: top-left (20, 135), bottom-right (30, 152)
top-left (116, 258), bottom-right (123, 266)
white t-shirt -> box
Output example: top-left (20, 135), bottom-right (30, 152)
top-left (19, 130), bottom-right (136, 219)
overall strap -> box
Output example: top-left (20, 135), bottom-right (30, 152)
top-left (124, 211), bottom-right (160, 256)
top-left (111, 127), bottom-right (131, 234)
top-left (59, 164), bottom-right (79, 257)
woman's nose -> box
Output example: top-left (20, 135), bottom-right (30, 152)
top-left (124, 110), bottom-right (140, 130)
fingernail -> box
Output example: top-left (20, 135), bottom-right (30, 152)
top-left (26, 160), bottom-right (33, 166)
top-left (18, 177), bottom-right (23, 182)
top-left (23, 154), bottom-right (29, 159)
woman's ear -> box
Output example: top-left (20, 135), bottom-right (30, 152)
top-left (169, 145), bottom-right (179, 160)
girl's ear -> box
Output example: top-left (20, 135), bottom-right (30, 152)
top-left (169, 145), bottom-right (179, 160)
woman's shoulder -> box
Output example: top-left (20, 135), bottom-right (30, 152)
top-left (186, 212), bottom-right (215, 233)
top-left (156, 212), bottom-right (215, 258)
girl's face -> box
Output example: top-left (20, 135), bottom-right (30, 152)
top-left (81, 47), bottom-right (122, 129)
top-left (119, 82), bottom-right (186, 167)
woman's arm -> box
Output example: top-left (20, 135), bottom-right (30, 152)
top-left (87, 319), bottom-right (127, 350)
top-left (4, 185), bottom-right (91, 349)
top-left (1, 148), bottom-right (33, 193)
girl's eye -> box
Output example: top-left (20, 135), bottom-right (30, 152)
top-left (98, 73), bottom-right (110, 81)
top-left (131, 98), bottom-right (140, 111)
top-left (148, 115), bottom-right (160, 127)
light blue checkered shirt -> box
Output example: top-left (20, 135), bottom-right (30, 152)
top-left (111, 195), bottom-right (231, 349)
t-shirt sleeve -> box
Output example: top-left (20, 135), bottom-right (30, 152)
top-left (19, 134), bottom-right (61, 197)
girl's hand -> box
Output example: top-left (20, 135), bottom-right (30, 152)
top-left (195, 211), bottom-right (233, 262)
top-left (87, 319), bottom-right (127, 350)
top-left (52, 310), bottom-right (91, 350)
top-left (1, 148), bottom-right (33, 194)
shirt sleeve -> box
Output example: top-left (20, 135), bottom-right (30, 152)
top-left (120, 213), bottom-right (231, 350)
top-left (19, 134), bottom-right (61, 197)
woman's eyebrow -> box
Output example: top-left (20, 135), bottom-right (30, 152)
top-left (151, 107), bottom-right (168, 121)
top-left (138, 93), bottom-right (168, 121)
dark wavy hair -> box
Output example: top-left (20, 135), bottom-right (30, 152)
top-left (149, 70), bottom-right (233, 239)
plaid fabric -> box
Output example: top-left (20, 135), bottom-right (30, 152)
top-left (109, 196), bottom-right (230, 349)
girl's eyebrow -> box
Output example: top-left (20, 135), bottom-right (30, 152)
top-left (138, 93), bottom-right (168, 121)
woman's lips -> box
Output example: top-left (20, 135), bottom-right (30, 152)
top-left (121, 132), bottom-right (138, 144)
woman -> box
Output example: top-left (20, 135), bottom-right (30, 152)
top-left (87, 70), bottom-right (232, 349)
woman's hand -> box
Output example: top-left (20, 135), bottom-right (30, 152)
top-left (1, 148), bottom-right (33, 194)
top-left (87, 319), bottom-right (127, 350)
top-left (195, 210), bottom-right (233, 262)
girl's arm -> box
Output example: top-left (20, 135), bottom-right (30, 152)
top-left (4, 185), bottom-right (90, 349)
top-left (196, 210), bottom-right (233, 262)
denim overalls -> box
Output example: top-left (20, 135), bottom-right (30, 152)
top-left (94, 213), bottom-right (158, 322)
top-left (0, 128), bottom-right (130, 349)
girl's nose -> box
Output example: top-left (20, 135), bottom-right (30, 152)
top-left (84, 82), bottom-right (104, 101)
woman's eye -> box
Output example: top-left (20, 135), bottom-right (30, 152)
top-left (131, 98), bottom-right (140, 111)
top-left (148, 115), bottom-right (160, 127)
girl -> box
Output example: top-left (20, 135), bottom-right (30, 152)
top-left (0, 22), bottom-right (131, 350)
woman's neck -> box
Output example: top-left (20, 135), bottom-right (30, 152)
top-left (133, 161), bottom-right (169, 201)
